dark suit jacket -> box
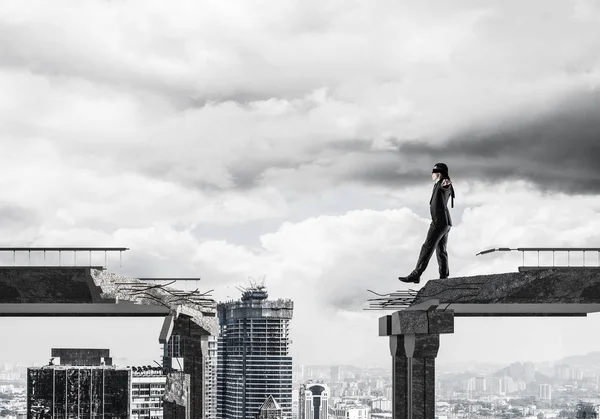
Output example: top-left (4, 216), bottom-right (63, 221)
top-left (429, 180), bottom-right (454, 226)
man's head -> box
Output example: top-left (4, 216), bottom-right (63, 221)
top-left (431, 163), bottom-right (449, 181)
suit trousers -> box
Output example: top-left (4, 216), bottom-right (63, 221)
top-left (413, 221), bottom-right (451, 278)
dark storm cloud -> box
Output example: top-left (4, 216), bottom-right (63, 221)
top-left (335, 88), bottom-right (600, 194)
top-left (122, 87), bottom-right (600, 196)
top-left (216, 82), bottom-right (598, 194)
top-left (397, 88), bottom-right (600, 194)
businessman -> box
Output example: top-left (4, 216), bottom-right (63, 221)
top-left (399, 163), bottom-right (455, 284)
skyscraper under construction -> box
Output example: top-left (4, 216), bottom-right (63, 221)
top-left (217, 285), bottom-right (293, 419)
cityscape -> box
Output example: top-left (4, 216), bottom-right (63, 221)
top-left (1, 265), bottom-right (600, 419)
top-left (1, 253), bottom-right (600, 419)
top-left (2, 0), bottom-right (600, 419)
top-left (5, 331), bottom-right (600, 418)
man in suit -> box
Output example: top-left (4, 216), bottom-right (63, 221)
top-left (399, 163), bottom-right (455, 284)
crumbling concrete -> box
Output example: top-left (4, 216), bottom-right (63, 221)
top-left (413, 268), bottom-right (600, 305)
top-left (91, 269), bottom-right (217, 419)
top-left (164, 372), bottom-right (190, 406)
top-left (91, 269), bottom-right (218, 335)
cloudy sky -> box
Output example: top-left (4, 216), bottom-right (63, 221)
top-left (1, 0), bottom-right (600, 369)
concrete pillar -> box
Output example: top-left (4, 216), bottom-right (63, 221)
top-left (390, 334), bottom-right (439, 419)
top-left (164, 314), bottom-right (211, 419)
top-left (379, 301), bottom-right (454, 419)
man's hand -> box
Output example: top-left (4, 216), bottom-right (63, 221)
top-left (441, 179), bottom-right (452, 187)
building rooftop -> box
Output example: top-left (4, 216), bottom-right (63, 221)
top-left (259, 395), bottom-right (282, 411)
top-left (28, 365), bottom-right (126, 370)
top-left (51, 348), bottom-right (111, 366)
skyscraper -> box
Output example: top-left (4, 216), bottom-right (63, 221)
top-left (299, 382), bottom-right (329, 419)
top-left (571, 369), bottom-right (584, 381)
top-left (217, 285), bottom-right (293, 419)
top-left (475, 376), bottom-right (486, 393)
top-left (524, 362), bottom-right (536, 383)
top-left (330, 366), bottom-right (340, 383)
top-left (205, 335), bottom-right (218, 419)
top-left (539, 384), bottom-right (552, 401)
top-left (555, 364), bottom-right (570, 380)
top-left (161, 311), bottom-right (218, 419)
top-left (502, 376), bottom-right (515, 394)
top-left (490, 377), bottom-right (505, 395)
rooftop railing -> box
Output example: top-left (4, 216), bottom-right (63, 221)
top-left (476, 247), bottom-right (600, 271)
top-left (0, 246), bottom-right (129, 268)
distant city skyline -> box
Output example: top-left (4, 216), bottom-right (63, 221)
top-left (7, 348), bottom-right (600, 377)
top-left (5, 350), bottom-right (600, 418)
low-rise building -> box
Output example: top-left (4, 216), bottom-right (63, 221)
top-left (333, 403), bottom-right (369, 419)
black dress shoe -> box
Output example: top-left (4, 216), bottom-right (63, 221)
top-left (399, 274), bottom-right (420, 284)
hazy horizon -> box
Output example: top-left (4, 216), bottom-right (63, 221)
top-left (4, 339), bottom-right (600, 371)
